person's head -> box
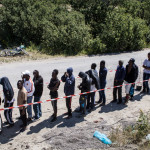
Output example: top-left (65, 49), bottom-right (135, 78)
top-left (128, 58), bottom-right (135, 66)
top-left (33, 70), bottom-right (39, 78)
top-left (67, 67), bottom-right (73, 76)
top-left (148, 52), bottom-right (150, 60)
top-left (17, 80), bottom-right (23, 90)
top-left (100, 60), bottom-right (105, 68)
top-left (78, 72), bottom-right (87, 79)
top-left (119, 60), bottom-right (123, 66)
top-left (22, 70), bottom-right (30, 81)
top-left (52, 69), bottom-right (58, 79)
top-left (91, 63), bottom-right (97, 70)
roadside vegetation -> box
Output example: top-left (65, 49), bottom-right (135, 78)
top-left (110, 110), bottom-right (150, 149)
top-left (0, 0), bottom-right (150, 55)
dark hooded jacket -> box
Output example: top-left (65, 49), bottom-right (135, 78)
top-left (0, 77), bottom-right (14, 101)
top-left (78, 72), bottom-right (91, 93)
top-left (61, 67), bottom-right (75, 96)
top-left (86, 69), bottom-right (100, 89)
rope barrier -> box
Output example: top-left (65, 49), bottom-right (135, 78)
top-left (0, 79), bottom-right (147, 111)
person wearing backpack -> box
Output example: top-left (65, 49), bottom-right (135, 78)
top-left (78, 72), bottom-right (92, 115)
top-left (0, 77), bottom-right (15, 126)
top-left (86, 63), bottom-right (100, 112)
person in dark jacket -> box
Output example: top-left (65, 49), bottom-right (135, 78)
top-left (33, 70), bottom-right (43, 120)
top-left (98, 61), bottom-right (107, 106)
top-left (48, 69), bottom-right (60, 122)
top-left (78, 72), bottom-right (91, 115)
top-left (111, 60), bottom-right (125, 104)
top-left (124, 58), bottom-right (138, 104)
top-left (0, 77), bottom-right (15, 126)
top-left (61, 67), bottom-right (75, 119)
top-left (86, 63), bottom-right (99, 112)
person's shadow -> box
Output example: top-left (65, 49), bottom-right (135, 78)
top-left (0, 119), bottom-right (21, 144)
top-left (99, 102), bottom-right (127, 113)
top-left (131, 91), bottom-right (146, 102)
top-left (27, 111), bottom-right (84, 135)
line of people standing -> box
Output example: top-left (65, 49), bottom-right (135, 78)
top-left (1, 53), bottom-right (150, 132)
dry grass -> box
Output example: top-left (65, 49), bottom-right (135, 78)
top-left (0, 51), bottom-right (53, 64)
top-left (109, 110), bottom-right (150, 149)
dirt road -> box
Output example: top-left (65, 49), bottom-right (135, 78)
top-left (0, 49), bottom-right (150, 150)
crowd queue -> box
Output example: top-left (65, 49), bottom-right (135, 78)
top-left (0, 52), bottom-right (150, 132)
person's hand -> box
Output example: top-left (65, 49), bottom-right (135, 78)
top-left (65, 72), bottom-right (69, 77)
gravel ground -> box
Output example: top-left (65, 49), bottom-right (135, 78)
top-left (0, 49), bottom-right (150, 150)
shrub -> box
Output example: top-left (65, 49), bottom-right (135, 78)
top-left (100, 8), bottom-right (148, 51)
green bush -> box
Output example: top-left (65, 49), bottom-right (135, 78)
top-left (41, 8), bottom-right (91, 55)
top-left (100, 8), bottom-right (148, 51)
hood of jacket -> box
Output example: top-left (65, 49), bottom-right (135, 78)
top-left (78, 72), bottom-right (87, 80)
top-left (0, 77), bottom-right (14, 100)
top-left (67, 67), bottom-right (73, 76)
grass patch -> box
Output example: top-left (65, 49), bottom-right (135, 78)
top-left (110, 110), bottom-right (150, 149)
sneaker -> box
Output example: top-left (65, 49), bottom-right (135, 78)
top-left (51, 117), bottom-right (57, 122)
top-left (27, 118), bottom-right (32, 122)
top-left (20, 126), bottom-right (27, 132)
top-left (124, 99), bottom-right (129, 105)
top-left (8, 123), bottom-right (14, 128)
top-left (96, 100), bottom-right (102, 104)
top-left (63, 112), bottom-right (68, 116)
top-left (66, 114), bottom-right (72, 119)
top-left (111, 100), bottom-right (117, 103)
top-left (99, 103), bottom-right (105, 107)
top-left (75, 108), bottom-right (82, 113)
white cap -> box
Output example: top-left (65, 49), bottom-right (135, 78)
top-left (22, 70), bottom-right (30, 76)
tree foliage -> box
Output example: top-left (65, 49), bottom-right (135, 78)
top-left (0, 0), bottom-right (150, 55)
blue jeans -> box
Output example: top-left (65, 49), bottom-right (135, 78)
top-left (27, 96), bottom-right (33, 118)
top-left (143, 73), bottom-right (150, 91)
top-left (99, 82), bottom-right (106, 104)
top-left (33, 96), bottom-right (42, 119)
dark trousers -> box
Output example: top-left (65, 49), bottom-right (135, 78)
top-left (113, 80), bottom-right (123, 102)
top-left (4, 102), bottom-right (14, 125)
top-left (87, 92), bottom-right (95, 109)
top-left (143, 73), bottom-right (150, 92)
top-left (33, 96), bottom-right (42, 119)
top-left (51, 95), bottom-right (57, 117)
top-left (99, 82), bottom-right (106, 104)
top-left (79, 95), bottom-right (87, 114)
top-left (19, 109), bottom-right (27, 127)
top-left (66, 97), bottom-right (72, 116)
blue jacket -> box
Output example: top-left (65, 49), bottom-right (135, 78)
top-left (115, 66), bottom-right (125, 81)
top-left (61, 67), bottom-right (75, 96)
top-left (99, 67), bottom-right (107, 85)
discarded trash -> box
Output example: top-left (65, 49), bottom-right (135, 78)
top-left (146, 134), bottom-right (150, 140)
top-left (93, 131), bottom-right (112, 145)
